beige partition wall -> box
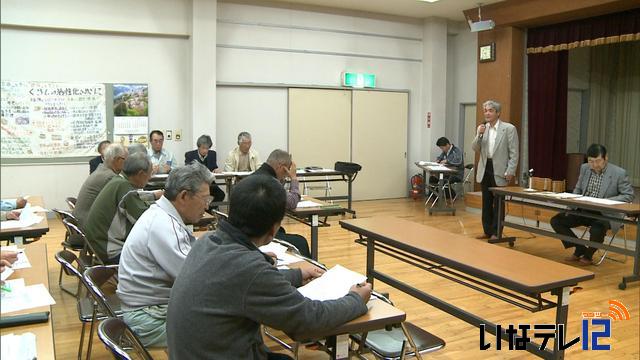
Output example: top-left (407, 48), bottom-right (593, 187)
top-left (352, 90), bottom-right (408, 200)
top-left (288, 88), bottom-right (351, 197)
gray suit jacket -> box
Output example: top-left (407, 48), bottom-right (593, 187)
top-left (73, 164), bottom-right (118, 228)
top-left (472, 120), bottom-right (519, 186)
top-left (573, 163), bottom-right (634, 202)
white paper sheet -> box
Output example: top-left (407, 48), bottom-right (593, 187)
top-left (296, 200), bottom-right (322, 208)
top-left (1, 333), bottom-right (37, 360)
top-left (572, 196), bottom-right (626, 206)
top-left (259, 242), bottom-right (288, 256)
top-left (297, 265), bottom-right (367, 301)
top-left (0, 246), bottom-right (30, 270)
top-left (417, 161), bottom-right (440, 167)
top-left (1, 267), bottom-right (14, 282)
top-left (1, 283), bottom-right (56, 314)
top-left (426, 165), bottom-right (453, 172)
top-left (0, 207), bottom-right (43, 230)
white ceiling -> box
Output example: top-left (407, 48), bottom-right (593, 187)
top-left (264, 0), bottom-right (505, 21)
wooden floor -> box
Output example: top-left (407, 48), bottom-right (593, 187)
top-left (43, 197), bottom-right (639, 359)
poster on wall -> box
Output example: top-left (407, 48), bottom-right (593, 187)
top-left (0, 80), bottom-right (107, 158)
top-left (113, 83), bottom-right (149, 147)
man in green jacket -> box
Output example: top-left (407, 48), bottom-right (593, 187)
top-left (85, 148), bottom-right (160, 264)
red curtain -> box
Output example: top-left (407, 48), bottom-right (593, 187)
top-left (527, 50), bottom-right (568, 180)
top-left (527, 8), bottom-right (640, 53)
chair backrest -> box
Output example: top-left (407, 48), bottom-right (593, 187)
top-left (98, 318), bottom-right (153, 360)
top-left (531, 177), bottom-right (552, 191)
top-left (63, 218), bottom-right (103, 264)
top-left (83, 265), bottom-right (120, 318)
top-left (55, 249), bottom-right (85, 281)
top-left (66, 197), bottom-right (77, 210)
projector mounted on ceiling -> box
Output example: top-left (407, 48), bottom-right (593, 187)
top-left (467, 3), bottom-right (495, 32)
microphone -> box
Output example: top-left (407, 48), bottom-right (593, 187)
top-left (479, 120), bottom-right (490, 138)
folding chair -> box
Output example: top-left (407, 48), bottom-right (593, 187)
top-left (577, 222), bottom-right (628, 266)
top-left (84, 265), bottom-right (123, 359)
top-left (447, 163), bottom-right (474, 203)
top-left (63, 218), bottom-right (103, 266)
top-left (302, 175), bottom-right (333, 203)
top-left (98, 318), bottom-right (153, 360)
top-left (66, 196), bottom-right (77, 210)
top-left (55, 250), bottom-right (110, 360)
top-left (350, 295), bottom-right (445, 360)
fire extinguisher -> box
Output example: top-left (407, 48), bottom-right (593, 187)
top-left (409, 174), bottom-right (424, 200)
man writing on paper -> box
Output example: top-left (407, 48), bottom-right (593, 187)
top-left (252, 149), bottom-right (311, 258)
top-left (428, 137), bottom-right (464, 199)
top-left (472, 100), bottom-right (519, 240)
top-left (167, 175), bottom-right (372, 360)
top-left (550, 144), bottom-right (634, 266)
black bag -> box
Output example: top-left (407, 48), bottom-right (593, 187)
top-left (334, 161), bottom-right (362, 176)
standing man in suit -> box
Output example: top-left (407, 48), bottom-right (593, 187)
top-left (184, 134), bottom-right (225, 206)
top-left (550, 144), bottom-right (634, 266)
top-left (89, 140), bottom-right (111, 174)
top-left (472, 100), bottom-right (519, 240)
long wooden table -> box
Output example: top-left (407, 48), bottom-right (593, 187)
top-left (0, 196), bottom-right (49, 245)
top-left (0, 242), bottom-right (55, 359)
top-left (340, 216), bottom-right (595, 360)
top-left (489, 186), bottom-right (640, 290)
top-left (149, 168), bottom-right (360, 215)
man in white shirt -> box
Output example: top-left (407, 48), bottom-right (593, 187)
top-left (116, 162), bottom-right (214, 347)
top-left (148, 130), bottom-right (177, 174)
top-left (471, 100), bottom-right (519, 240)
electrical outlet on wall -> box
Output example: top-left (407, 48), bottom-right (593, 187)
top-left (166, 130), bottom-right (173, 140)
top-left (175, 129), bottom-right (182, 141)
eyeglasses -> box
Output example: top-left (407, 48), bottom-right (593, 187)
top-left (194, 193), bottom-right (214, 206)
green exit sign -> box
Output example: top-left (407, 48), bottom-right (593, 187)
top-left (342, 72), bottom-right (376, 88)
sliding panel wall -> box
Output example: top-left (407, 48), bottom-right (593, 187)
top-left (288, 88), bottom-right (351, 197)
top-left (352, 90), bottom-right (408, 200)
top-left (216, 86), bottom-right (288, 163)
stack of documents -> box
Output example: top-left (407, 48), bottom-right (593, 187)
top-left (1, 333), bottom-right (37, 360)
top-left (297, 265), bottom-right (367, 301)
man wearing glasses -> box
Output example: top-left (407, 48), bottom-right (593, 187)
top-left (550, 143), bottom-right (634, 266)
top-left (117, 162), bottom-right (214, 347)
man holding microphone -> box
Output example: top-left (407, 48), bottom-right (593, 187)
top-left (472, 100), bottom-right (519, 240)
